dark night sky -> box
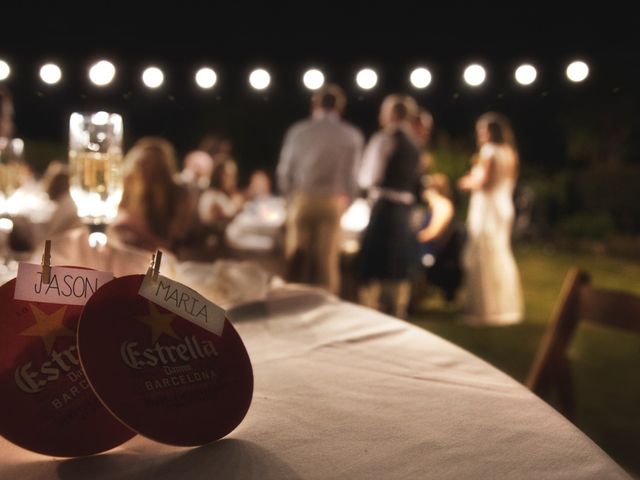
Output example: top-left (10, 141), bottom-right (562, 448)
top-left (1, 2), bottom-right (639, 180)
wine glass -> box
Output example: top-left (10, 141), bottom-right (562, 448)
top-left (68, 111), bottom-right (123, 246)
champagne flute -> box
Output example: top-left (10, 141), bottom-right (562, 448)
top-left (68, 112), bottom-right (123, 246)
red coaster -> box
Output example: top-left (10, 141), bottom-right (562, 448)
top-left (77, 275), bottom-right (253, 446)
top-left (0, 277), bottom-right (136, 457)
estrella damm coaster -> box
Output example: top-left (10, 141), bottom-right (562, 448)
top-left (0, 266), bottom-right (135, 457)
top-left (77, 274), bottom-right (253, 446)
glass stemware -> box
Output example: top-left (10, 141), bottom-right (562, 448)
top-left (68, 112), bottom-right (124, 244)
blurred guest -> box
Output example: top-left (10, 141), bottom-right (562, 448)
top-left (199, 134), bottom-right (223, 156)
top-left (417, 176), bottom-right (454, 244)
top-left (244, 169), bottom-right (272, 201)
top-left (181, 149), bottom-right (215, 191)
top-left (215, 137), bottom-right (234, 164)
top-left (110, 137), bottom-right (195, 253)
top-left (411, 106), bottom-right (437, 230)
top-left (408, 107), bottom-right (455, 305)
top-left (415, 173), bottom-right (463, 303)
top-left (457, 112), bottom-right (523, 325)
top-left (176, 143), bottom-right (217, 260)
top-left (0, 88), bottom-right (19, 197)
top-left (202, 134), bottom-right (233, 166)
top-left (0, 86), bottom-right (14, 143)
top-left (357, 94), bottom-right (422, 318)
top-left (181, 134), bottom-right (235, 188)
top-left (198, 158), bottom-right (245, 230)
top-left (412, 107), bottom-right (434, 174)
top-left (413, 108), bottom-right (433, 144)
top-left (40, 160), bottom-right (82, 237)
top-left (276, 83), bottom-right (364, 295)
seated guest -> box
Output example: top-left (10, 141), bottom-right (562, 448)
top-left (40, 160), bottom-right (82, 237)
top-left (198, 158), bottom-right (245, 229)
top-left (192, 158), bottom-right (244, 257)
top-left (225, 169), bottom-right (286, 256)
top-left (183, 133), bottom-right (234, 180)
top-left (0, 86), bottom-right (14, 145)
top-left (8, 159), bottom-right (79, 253)
top-left (417, 173), bottom-right (455, 246)
top-left (181, 149), bottom-right (215, 191)
top-left (110, 137), bottom-right (195, 253)
top-left (415, 173), bottom-right (463, 303)
top-left (244, 169), bottom-right (272, 201)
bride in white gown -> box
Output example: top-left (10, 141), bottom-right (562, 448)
top-left (457, 112), bottom-right (523, 325)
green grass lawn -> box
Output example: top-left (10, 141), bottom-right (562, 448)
top-left (408, 242), bottom-right (640, 477)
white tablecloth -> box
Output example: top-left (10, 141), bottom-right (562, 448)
top-left (0, 287), bottom-right (630, 479)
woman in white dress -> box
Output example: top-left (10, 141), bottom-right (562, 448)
top-left (457, 112), bottom-right (523, 325)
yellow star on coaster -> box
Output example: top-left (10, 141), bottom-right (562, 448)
top-left (135, 301), bottom-right (179, 343)
top-left (20, 304), bottom-right (74, 354)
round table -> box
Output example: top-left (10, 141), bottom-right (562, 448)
top-left (0, 287), bottom-right (630, 479)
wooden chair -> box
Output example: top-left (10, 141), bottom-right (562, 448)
top-left (526, 267), bottom-right (640, 420)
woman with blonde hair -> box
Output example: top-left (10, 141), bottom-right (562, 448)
top-left (457, 112), bottom-right (523, 325)
top-left (110, 137), bottom-right (195, 252)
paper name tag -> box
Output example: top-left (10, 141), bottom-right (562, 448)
top-left (138, 272), bottom-right (225, 336)
top-left (14, 263), bottom-right (114, 306)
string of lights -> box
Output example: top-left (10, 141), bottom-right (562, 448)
top-left (0, 58), bottom-right (591, 90)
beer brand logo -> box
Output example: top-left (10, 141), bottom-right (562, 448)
top-left (119, 300), bottom-right (218, 370)
top-left (120, 336), bottom-right (218, 369)
top-left (14, 345), bottom-right (80, 394)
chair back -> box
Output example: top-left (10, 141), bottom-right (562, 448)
top-left (526, 267), bottom-right (640, 418)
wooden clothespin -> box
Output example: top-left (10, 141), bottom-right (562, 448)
top-left (149, 250), bottom-right (162, 282)
top-left (41, 239), bottom-right (52, 284)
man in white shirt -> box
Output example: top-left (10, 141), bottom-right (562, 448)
top-left (276, 84), bottom-right (364, 295)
